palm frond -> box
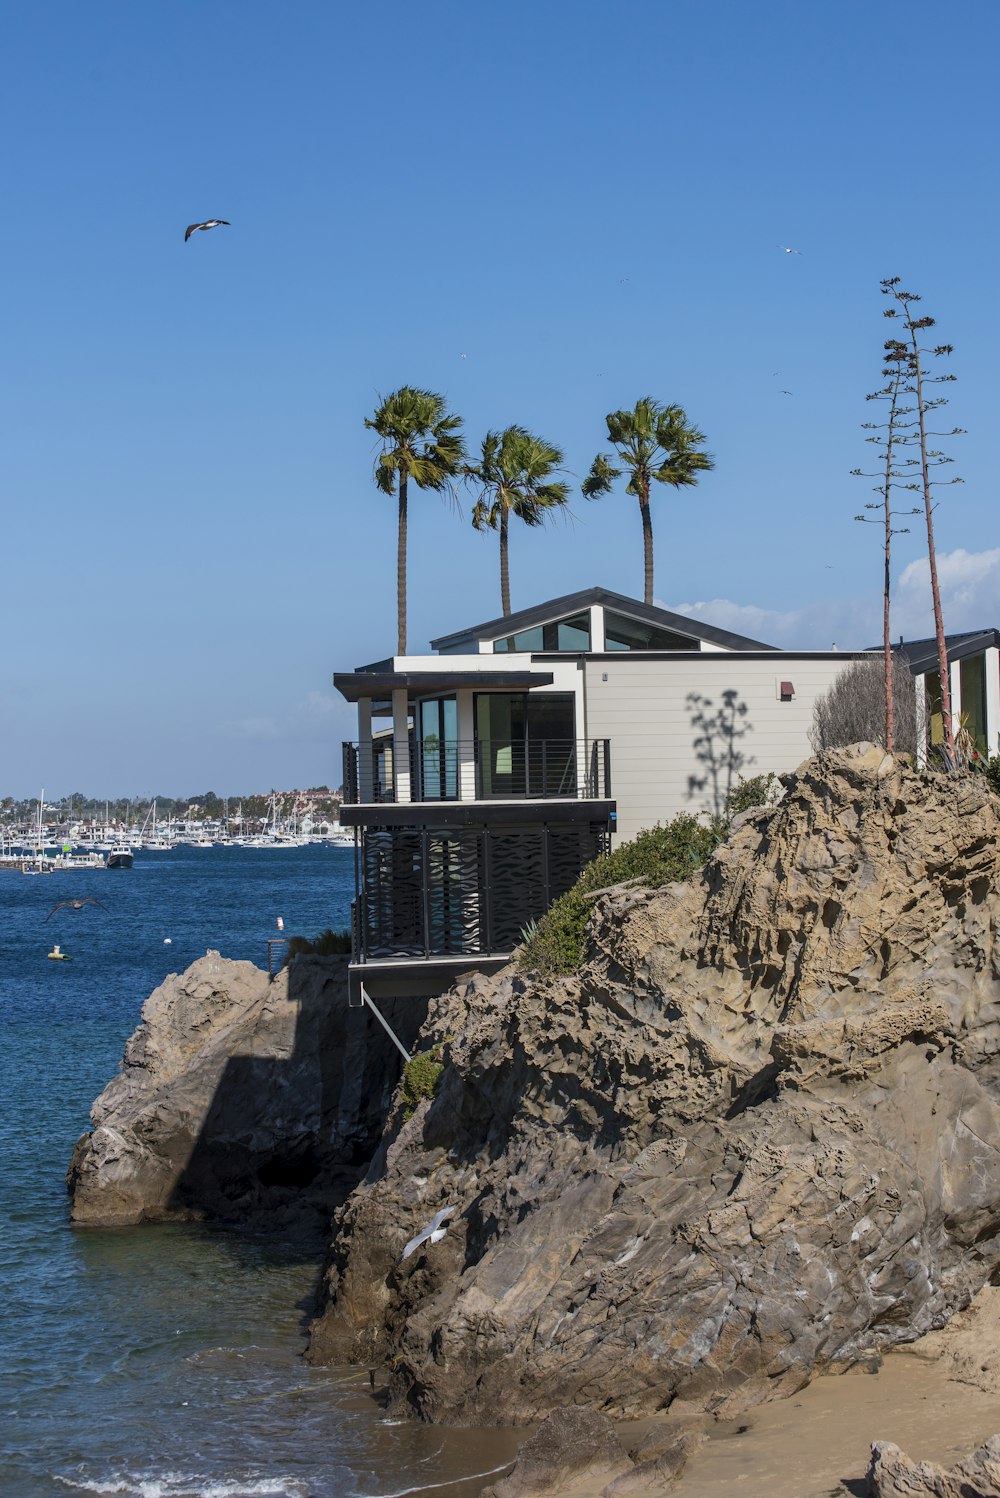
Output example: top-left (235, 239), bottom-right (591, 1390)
top-left (582, 453), bottom-right (618, 499)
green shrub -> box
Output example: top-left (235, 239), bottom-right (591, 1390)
top-left (519, 780), bottom-right (782, 978)
top-left (282, 927), bottom-right (352, 965)
top-left (400, 1047), bottom-right (444, 1119)
top-left (519, 812), bottom-right (723, 977)
top-left (725, 771), bottom-right (780, 817)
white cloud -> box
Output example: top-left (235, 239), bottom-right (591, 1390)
top-left (669, 547), bottom-right (1000, 651)
top-left (668, 594), bottom-right (878, 651)
top-left (894, 548), bottom-right (1000, 638)
top-left (223, 715), bottom-right (280, 742)
top-left (297, 690), bottom-right (340, 719)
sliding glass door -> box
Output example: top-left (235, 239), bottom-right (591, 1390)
top-left (474, 693), bottom-right (577, 797)
top-left (417, 697), bottom-right (458, 799)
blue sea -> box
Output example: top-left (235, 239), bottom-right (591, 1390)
top-left (0, 846), bottom-right (519, 1498)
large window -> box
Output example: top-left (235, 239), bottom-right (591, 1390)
top-left (475, 693), bottom-right (577, 796)
top-left (603, 610), bottom-right (699, 651)
top-left (960, 656), bottom-right (987, 752)
top-left (493, 613), bottom-right (590, 652)
top-left (417, 697), bottom-right (458, 799)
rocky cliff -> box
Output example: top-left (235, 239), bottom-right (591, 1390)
top-left (308, 746), bottom-right (1000, 1426)
top-left (68, 951), bottom-right (427, 1229)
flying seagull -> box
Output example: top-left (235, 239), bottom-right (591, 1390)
top-left (777, 244), bottom-right (802, 255)
top-left (401, 1205), bottom-right (456, 1261)
top-left (185, 219), bottom-right (230, 242)
top-left (44, 897), bottom-right (109, 922)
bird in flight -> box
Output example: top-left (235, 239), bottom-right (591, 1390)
top-left (185, 219), bottom-right (230, 242)
top-left (44, 897), bottom-right (109, 922)
top-left (401, 1205), bottom-right (456, 1261)
top-left (781, 389), bottom-right (794, 396)
top-left (777, 245), bottom-right (802, 255)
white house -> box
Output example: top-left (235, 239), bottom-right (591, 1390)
top-left (333, 587), bottom-right (870, 1000)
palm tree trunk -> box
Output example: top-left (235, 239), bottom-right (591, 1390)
top-left (500, 508), bottom-right (511, 617)
top-left (639, 484), bottom-right (654, 605)
top-left (397, 471), bottom-right (408, 655)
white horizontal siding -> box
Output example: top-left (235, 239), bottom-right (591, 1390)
top-left (584, 655), bottom-right (864, 842)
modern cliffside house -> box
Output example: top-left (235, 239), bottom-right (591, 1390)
top-left (335, 587), bottom-right (870, 1001)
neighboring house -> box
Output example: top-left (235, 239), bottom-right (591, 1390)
top-left (334, 587), bottom-right (868, 1001)
top-left (898, 630), bottom-right (1000, 760)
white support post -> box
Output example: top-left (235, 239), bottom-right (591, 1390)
top-left (357, 698), bottom-right (374, 802)
top-left (392, 688), bottom-right (412, 802)
top-left (456, 689), bottom-right (476, 800)
top-left (360, 985), bottom-right (412, 1063)
top-left (915, 675), bottom-right (928, 768)
top-left (590, 604), bottom-right (605, 653)
top-left (985, 648), bottom-right (1000, 756)
top-left (950, 659), bottom-right (963, 745)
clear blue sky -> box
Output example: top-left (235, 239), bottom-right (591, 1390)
top-left (3, 1), bottom-right (997, 798)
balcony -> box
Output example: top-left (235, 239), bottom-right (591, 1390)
top-left (342, 738), bottom-right (611, 805)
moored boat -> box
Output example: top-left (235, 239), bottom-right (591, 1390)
top-left (107, 844), bottom-right (133, 869)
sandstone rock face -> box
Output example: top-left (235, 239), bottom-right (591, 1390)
top-left (68, 951), bottom-right (426, 1228)
top-left (310, 747), bottom-right (1000, 1425)
top-left (868, 1435), bottom-right (1000, 1497)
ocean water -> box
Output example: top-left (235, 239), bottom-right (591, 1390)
top-left (0, 846), bottom-right (519, 1498)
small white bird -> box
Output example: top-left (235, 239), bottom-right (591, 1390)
top-left (185, 219), bottom-right (230, 242)
top-left (164, 938), bottom-right (172, 945)
top-left (401, 1205), bottom-right (456, 1261)
top-left (777, 244), bottom-right (802, 255)
top-left (276, 916), bottom-right (284, 931)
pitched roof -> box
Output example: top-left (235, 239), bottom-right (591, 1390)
top-left (895, 629), bottom-right (1000, 675)
top-left (430, 586), bottom-right (778, 654)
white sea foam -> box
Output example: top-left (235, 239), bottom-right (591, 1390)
top-left (54, 1471), bottom-right (309, 1497)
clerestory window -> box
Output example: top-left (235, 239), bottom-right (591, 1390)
top-left (603, 610), bottom-right (699, 651)
top-left (492, 613), bottom-right (590, 653)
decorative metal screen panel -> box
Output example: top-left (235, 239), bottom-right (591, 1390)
top-left (425, 830), bottom-right (483, 954)
top-left (361, 829), bottom-right (424, 956)
top-left (357, 818), bottom-right (610, 962)
top-left (486, 828), bottom-right (546, 949)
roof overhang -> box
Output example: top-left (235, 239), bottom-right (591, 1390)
top-left (333, 669), bottom-right (554, 703)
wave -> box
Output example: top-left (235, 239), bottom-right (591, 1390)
top-left (53, 1471), bottom-right (310, 1498)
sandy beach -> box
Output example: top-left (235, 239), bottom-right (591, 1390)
top-left (546, 1291), bottom-right (1000, 1497)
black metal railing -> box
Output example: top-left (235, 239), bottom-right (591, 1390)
top-left (341, 738), bottom-right (611, 804)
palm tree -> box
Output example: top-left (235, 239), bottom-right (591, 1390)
top-left (365, 386), bottom-right (466, 654)
top-left (467, 426), bottom-right (570, 616)
top-left (582, 398), bottom-right (714, 605)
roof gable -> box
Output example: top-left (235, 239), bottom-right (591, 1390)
top-left (430, 586), bottom-right (777, 654)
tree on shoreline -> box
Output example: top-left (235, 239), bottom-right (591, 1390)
top-left (365, 387), bottom-right (466, 654)
top-left (467, 426), bottom-right (570, 617)
top-left (582, 398), bottom-right (713, 606)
